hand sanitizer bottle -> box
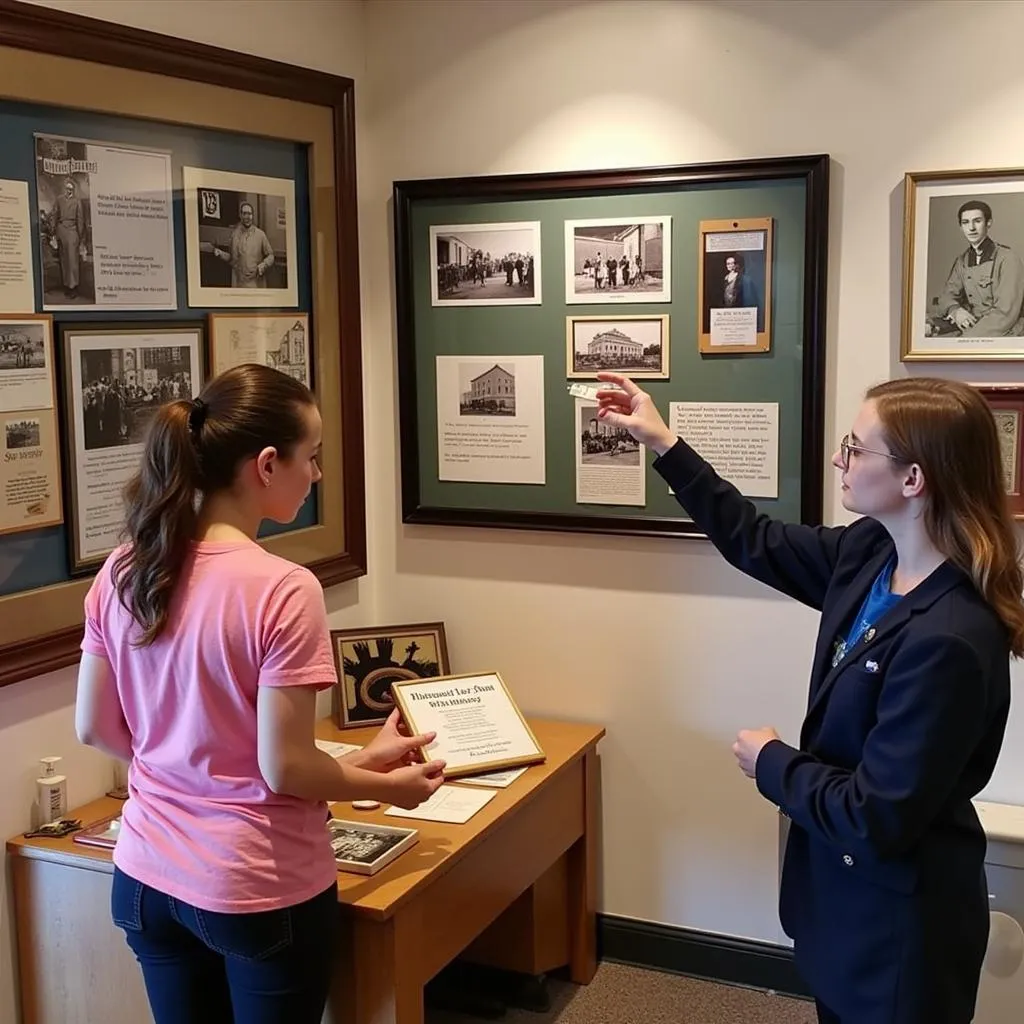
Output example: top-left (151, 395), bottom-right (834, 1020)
top-left (36, 756), bottom-right (68, 826)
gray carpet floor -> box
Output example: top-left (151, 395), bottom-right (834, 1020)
top-left (427, 962), bottom-right (817, 1023)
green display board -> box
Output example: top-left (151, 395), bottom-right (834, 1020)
top-left (394, 156), bottom-right (829, 538)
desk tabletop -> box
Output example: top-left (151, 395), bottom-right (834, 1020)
top-left (7, 717), bottom-right (604, 921)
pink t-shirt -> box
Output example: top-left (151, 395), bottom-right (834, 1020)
top-left (81, 540), bottom-right (339, 913)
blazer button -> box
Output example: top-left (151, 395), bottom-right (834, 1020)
top-left (843, 854), bottom-right (854, 866)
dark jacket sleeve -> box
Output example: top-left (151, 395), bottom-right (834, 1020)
top-left (653, 438), bottom-right (847, 611)
top-left (754, 633), bottom-right (990, 858)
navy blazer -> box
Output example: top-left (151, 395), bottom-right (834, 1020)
top-left (654, 440), bottom-right (1011, 1024)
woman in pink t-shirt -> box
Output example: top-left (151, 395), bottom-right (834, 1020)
top-left (75, 363), bottom-right (446, 1024)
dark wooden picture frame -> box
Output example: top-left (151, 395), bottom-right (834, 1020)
top-left (0, 0), bottom-right (366, 688)
top-left (975, 384), bottom-right (1024, 517)
top-left (330, 621), bottom-right (451, 730)
top-left (393, 155), bottom-right (829, 539)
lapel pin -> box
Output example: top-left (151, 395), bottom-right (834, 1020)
top-left (864, 627), bottom-right (876, 642)
top-left (865, 660), bottom-right (879, 673)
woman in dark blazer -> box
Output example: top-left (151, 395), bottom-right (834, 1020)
top-left (596, 373), bottom-right (1024, 1024)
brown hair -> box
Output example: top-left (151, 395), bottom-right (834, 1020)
top-left (866, 377), bottom-right (1024, 656)
top-left (113, 363), bottom-right (316, 647)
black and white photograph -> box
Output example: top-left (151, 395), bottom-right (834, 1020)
top-left (0, 317), bottom-right (56, 415)
top-left (430, 221), bottom-right (541, 306)
top-left (326, 819), bottom-right (418, 875)
top-left (566, 315), bottom-right (668, 379)
top-left (5, 418), bottom-right (40, 450)
top-left (34, 134), bottom-right (176, 311)
top-left (0, 323), bottom-right (45, 370)
top-left (62, 324), bottom-right (203, 572)
top-left (578, 402), bottom-right (641, 467)
top-left (564, 215), bottom-right (671, 304)
top-left (459, 361), bottom-right (517, 416)
top-left (183, 167), bottom-right (298, 308)
top-left (78, 345), bottom-right (194, 451)
top-left (903, 173), bottom-right (1024, 360)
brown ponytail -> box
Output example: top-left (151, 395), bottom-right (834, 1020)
top-left (867, 377), bottom-right (1024, 657)
top-left (113, 363), bottom-right (316, 647)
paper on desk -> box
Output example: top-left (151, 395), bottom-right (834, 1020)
top-left (453, 767), bottom-right (529, 789)
top-left (316, 739), bottom-right (363, 760)
top-left (385, 784), bottom-right (496, 824)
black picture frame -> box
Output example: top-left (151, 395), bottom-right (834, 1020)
top-left (393, 154), bottom-right (830, 539)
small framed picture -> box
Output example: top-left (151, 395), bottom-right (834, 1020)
top-left (59, 321), bottom-right (204, 573)
top-left (390, 670), bottom-right (545, 779)
top-left (902, 169), bottom-right (1024, 360)
top-left (565, 216), bottom-right (671, 304)
top-left (208, 312), bottom-right (310, 386)
top-left (975, 385), bottom-right (1024, 515)
top-left (429, 221), bottom-right (540, 306)
top-left (565, 314), bottom-right (669, 379)
top-left (697, 217), bottom-right (773, 354)
top-left (330, 621), bottom-right (451, 730)
top-left (326, 818), bottom-right (418, 875)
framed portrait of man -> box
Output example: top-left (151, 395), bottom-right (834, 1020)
top-left (902, 169), bottom-right (1024, 360)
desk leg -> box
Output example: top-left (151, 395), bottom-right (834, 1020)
top-left (345, 916), bottom-right (423, 1024)
top-left (567, 747), bottom-right (598, 984)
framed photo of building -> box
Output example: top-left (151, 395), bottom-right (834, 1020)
top-left (902, 169), bottom-right (1024, 360)
top-left (393, 156), bottom-right (830, 539)
top-left (331, 621), bottom-right (451, 730)
top-left (208, 313), bottom-right (310, 386)
top-left (566, 315), bottom-right (669, 379)
top-left (974, 385), bottom-right (1024, 515)
top-left (60, 322), bottom-right (204, 574)
top-left (564, 216), bottom-right (671, 304)
top-left (698, 217), bottom-right (773, 354)
top-left (0, 4), bottom-right (367, 689)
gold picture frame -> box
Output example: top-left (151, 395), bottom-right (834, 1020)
top-left (901, 168), bottom-right (1024, 361)
top-left (330, 621), bottom-right (451, 730)
top-left (697, 217), bottom-right (773, 354)
top-left (565, 314), bottom-right (669, 380)
top-left (0, 2), bottom-right (366, 688)
top-left (390, 670), bottom-right (546, 779)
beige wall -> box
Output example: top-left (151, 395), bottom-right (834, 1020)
top-left (4, 1), bottom-right (1024, 1021)
top-left (359, 0), bottom-right (1024, 943)
top-left (0, 4), bottom-right (368, 1022)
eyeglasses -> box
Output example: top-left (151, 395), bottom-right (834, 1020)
top-left (839, 434), bottom-right (902, 471)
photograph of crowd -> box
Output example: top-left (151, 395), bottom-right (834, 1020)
top-left (79, 345), bottom-right (194, 451)
top-left (430, 221), bottom-right (541, 306)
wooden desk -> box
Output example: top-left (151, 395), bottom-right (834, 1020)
top-left (7, 717), bottom-right (604, 1024)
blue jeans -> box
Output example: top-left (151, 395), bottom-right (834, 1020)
top-left (111, 866), bottom-right (339, 1024)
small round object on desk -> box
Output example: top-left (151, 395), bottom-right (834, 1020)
top-left (352, 800), bottom-right (380, 810)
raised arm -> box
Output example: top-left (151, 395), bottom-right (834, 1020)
top-left (596, 372), bottom-right (846, 610)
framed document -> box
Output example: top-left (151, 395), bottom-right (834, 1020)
top-left (390, 671), bottom-right (545, 779)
